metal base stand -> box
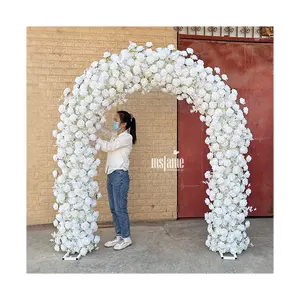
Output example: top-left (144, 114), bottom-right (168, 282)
top-left (219, 252), bottom-right (237, 260)
top-left (61, 247), bottom-right (99, 260)
top-left (62, 251), bottom-right (82, 260)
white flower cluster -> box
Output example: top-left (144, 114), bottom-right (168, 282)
top-left (52, 41), bottom-right (253, 256)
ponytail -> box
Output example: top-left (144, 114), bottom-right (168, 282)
top-left (130, 117), bottom-right (137, 144)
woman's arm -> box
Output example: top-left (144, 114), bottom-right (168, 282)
top-left (97, 134), bottom-right (132, 152)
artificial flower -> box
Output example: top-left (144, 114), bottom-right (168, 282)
top-left (221, 74), bottom-right (228, 80)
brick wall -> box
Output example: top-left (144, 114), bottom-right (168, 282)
top-left (27, 27), bottom-right (178, 225)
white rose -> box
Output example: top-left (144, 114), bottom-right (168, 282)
top-left (52, 130), bottom-right (58, 138)
top-left (89, 81), bottom-right (97, 90)
top-left (157, 51), bottom-right (167, 60)
top-left (204, 83), bottom-right (212, 91)
top-left (207, 74), bottom-right (215, 83)
top-left (99, 63), bottom-right (108, 72)
top-left (240, 97), bottom-right (246, 104)
top-left (80, 247), bottom-right (88, 256)
top-left (102, 99), bottom-right (109, 107)
top-left (160, 69), bottom-right (168, 77)
top-left (109, 88), bottom-right (116, 97)
top-left (168, 44), bottom-right (175, 51)
top-left (116, 81), bottom-right (124, 92)
top-left (154, 73), bottom-right (161, 82)
top-left (53, 202), bottom-right (59, 211)
top-left (246, 155), bottom-right (252, 162)
top-left (186, 48), bottom-right (194, 54)
top-left (63, 88), bottom-right (70, 96)
top-left (146, 42), bottom-right (153, 47)
top-left (189, 68), bottom-right (198, 77)
top-left (79, 89), bottom-right (88, 97)
top-left (221, 74), bottom-right (228, 81)
top-left (101, 89), bottom-right (109, 98)
top-left (165, 64), bottom-right (174, 73)
top-left (132, 75), bottom-right (140, 84)
top-left (146, 55), bottom-right (155, 64)
top-left (181, 51), bottom-right (188, 57)
top-left (185, 58), bottom-right (194, 66)
top-left (103, 52), bottom-right (111, 58)
top-left (133, 65), bottom-right (141, 75)
top-left (74, 131), bottom-right (83, 140)
top-left (69, 114), bottom-right (77, 122)
top-left (135, 46), bottom-right (143, 52)
top-left (172, 78), bottom-right (181, 87)
top-left (78, 106), bottom-right (87, 114)
top-left (94, 236), bottom-right (100, 243)
top-left (150, 65), bottom-right (158, 73)
top-left (176, 56), bottom-right (186, 66)
top-left (120, 49), bottom-right (130, 59)
top-left (91, 61), bottom-right (99, 69)
top-left (229, 93), bottom-right (237, 101)
top-left (136, 53), bottom-right (145, 62)
top-left (156, 60), bottom-right (165, 69)
top-left (57, 122), bottom-right (64, 131)
top-left (141, 78), bottom-right (148, 87)
top-left (85, 120), bottom-right (93, 128)
top-left (144, 49), bottom-right (152, 56)
top-left (108, 62), bottom-right (118, 72)
top-left (77, 120), bottom-right (85, 128)
top-left (128, 41), bottom-right (137, 49)
top-left (240, 146), bottom-right (248, 154)
top-left (205, 67), bottom-right (213, 74)
top-left (207, 152), bottom-right (213, 159)
top-left (214, 75), bottom-right (221, 82)
top-left (214, 67), bottom-right (220, 74)
top-left (132, 83), bottom-right (140, 91)
top-left (212, 143), bottom-right (220, 151)
top-left (75, 76), bottom-right (84, 85)
top-left (125, 72), bottom-right (133, 80)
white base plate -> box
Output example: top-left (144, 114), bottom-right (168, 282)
top-left (62, 252), bottom-right (82, 260)
top-left (219, 252), bottom-right (237, 260)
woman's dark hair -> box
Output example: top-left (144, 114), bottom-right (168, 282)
top-left (117, 110), bottom-right (137, 144)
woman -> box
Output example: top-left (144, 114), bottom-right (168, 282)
top-left (97, 110), bottom-right (137, 251)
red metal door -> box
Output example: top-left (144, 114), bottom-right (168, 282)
top-left (178, 37), bottom-right (273, 217)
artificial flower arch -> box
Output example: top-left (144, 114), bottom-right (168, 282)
top-left (52, 41), bottom-right (254, 258)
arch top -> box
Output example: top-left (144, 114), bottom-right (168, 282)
top-left (53, 41), bottom-right (253, 258)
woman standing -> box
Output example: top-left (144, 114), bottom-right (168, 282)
top-left (97, 110), bottom-right (137, 251)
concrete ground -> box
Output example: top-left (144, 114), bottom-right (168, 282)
top-left (27, 218), bottom-right (273, 273)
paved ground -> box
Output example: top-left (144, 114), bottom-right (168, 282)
top-left (27, 218), bottom-right (273, 273)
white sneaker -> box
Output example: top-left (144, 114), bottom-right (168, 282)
top-left (104, 236), bottom-right (122, 248)
top-left (113, 237), bottom-right (132, 251)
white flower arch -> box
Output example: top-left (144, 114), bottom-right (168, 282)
top-left (52, 41), bottom-right (254, 258)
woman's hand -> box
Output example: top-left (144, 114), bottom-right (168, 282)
top-left (96, 124), bottom-right (113, 139)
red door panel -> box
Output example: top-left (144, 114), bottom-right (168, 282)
top-left (178, 37), bottom-right (273, 217)
top-left (177, 100), bottom-right (209, 217)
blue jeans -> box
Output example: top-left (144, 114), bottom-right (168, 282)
top-left (107, 170), bottom-right (131, 238)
